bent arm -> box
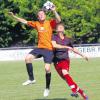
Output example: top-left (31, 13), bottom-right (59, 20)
top-left (72, 47), bottom-right (88, 61)
top-left (53, 10), bottom-right (61, 23)
top-left (52, 41), bottom-right (72, 50)
top-left (8, 12), bottom-right (27, 24)
top-left (52, 40), bottom-right (88, 61)
top-left (51, 5), bottom-right (61, 23)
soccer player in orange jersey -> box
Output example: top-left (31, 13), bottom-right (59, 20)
top-left (8, 5), bottom-right (61, 97)
top-left (51, 23), bottom-right (88, 100)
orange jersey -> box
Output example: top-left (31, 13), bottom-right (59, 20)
top-left (27, 19), bottom-right (56, 50)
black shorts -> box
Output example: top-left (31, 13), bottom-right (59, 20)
top-left (29, 48), bottom-right (54, 64)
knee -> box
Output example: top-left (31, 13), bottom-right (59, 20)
top-left (45, 64), bottom-right (51, 73)
top-left (25, 55), bottom-right (33, 63)
top-left (62, 69), bottom-right (69, 75)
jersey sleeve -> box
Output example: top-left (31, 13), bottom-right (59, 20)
top-left (50, 19), bottom-right (57, 29)
top-left (52, 35), bottom-right (56, 41)
top-left (27, 21), bottom-right (36, 28)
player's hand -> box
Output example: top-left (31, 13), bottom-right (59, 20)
top-left (8, 12), bottom-right (14, 16)
top-left (51, 4), bottom-right (56, 11)
top-left (83, 55), bottom-right (88, 61)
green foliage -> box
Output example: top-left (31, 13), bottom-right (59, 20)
top-left (0, 0), bottom-right (100, 47)
top-left (52, 0), bottom-right (100, 44)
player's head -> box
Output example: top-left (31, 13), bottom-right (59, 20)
top-left (56, 23), bottom-right (65, 34)
top-left (37, 10), bottom-right (46, 22)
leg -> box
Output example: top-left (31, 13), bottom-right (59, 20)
top-left (45, 63), bottom-right (51, 89)
top-left (62, 69), bottom-right (78, 93)
top-left (54, 59), bottom-right (70, 80)
top-left (54, 63), bottom-right (65, 80)
top-left (43, 63), bottom-right (51, 97)
top-left (62, 69), bottom-right (88, 100)
top-left (23, 48), bottom-right (42, 85)
top-left (55, 60), bottom-right (88, 100)
top-left (25, 54), bottom-right (36, 80)
top-left (22, 54), bottom-right (36, 85)
top-left (43, 49), bottom-right (53, 97)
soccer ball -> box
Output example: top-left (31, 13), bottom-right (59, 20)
top-left (43, 1), bottom-right (54, 11)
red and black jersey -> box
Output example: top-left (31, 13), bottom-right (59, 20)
top-left (52, 34), bottom-right (73, 62)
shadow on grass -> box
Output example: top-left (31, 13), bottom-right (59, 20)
top-left (34, 98), bottom-right (68, 100)
top-left (34, 98), bottom-right (82, 100)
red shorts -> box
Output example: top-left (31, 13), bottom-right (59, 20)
top-left (54, 59), bottom-right (70, 79)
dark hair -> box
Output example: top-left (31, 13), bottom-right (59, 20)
top-left (37, 9), bottom-right (46, 14)
top-left (56, 22), bottom-right (64, 29)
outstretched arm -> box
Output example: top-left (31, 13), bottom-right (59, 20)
top-left (71, 47), bottom-right (88, 61)
top-left (8, 12), bottom-right (27, 24)
top-left (51, 5), bottom-right (61, 23)
top-left (52, 40), bottom-right (73, 50)
top-left (52, 40), bottom-right (88, 61)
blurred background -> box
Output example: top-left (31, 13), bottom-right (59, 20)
top-left (0, 0), bottom-right (100, 47)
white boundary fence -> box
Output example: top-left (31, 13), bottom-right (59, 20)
top-left (0, 44), bottom-right (100, 61)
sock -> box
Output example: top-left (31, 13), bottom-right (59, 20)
top-left (64, 74), bottom-right (87, 99)
top-left (26, 63), bottom-right (34, 81)
top-left (64, 74), bottom-right (78, 93)
top-left (46, 72), bottom-right (51, 89)
top-left (78, 89), bottom-right (87, 99)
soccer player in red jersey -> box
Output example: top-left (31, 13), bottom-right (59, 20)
top-left (52, 23), bottom-right (88, 100)
top-left (8, 5), bottom-right (61, 97)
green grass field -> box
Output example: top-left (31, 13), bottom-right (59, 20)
top-left (0, 58), bottom-right (100, 100)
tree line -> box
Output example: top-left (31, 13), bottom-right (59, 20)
top-left (0, 0), bottom-right (100, 47)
